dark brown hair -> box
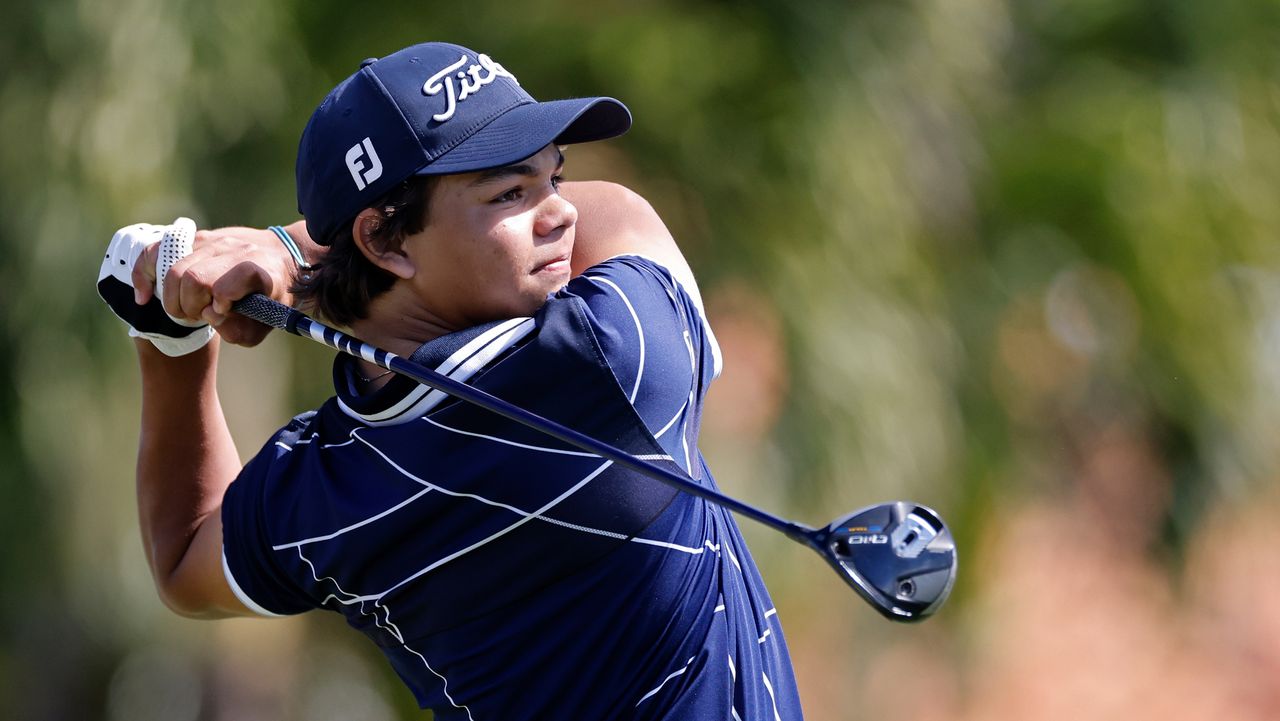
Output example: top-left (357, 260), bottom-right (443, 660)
top-left (292, 176), bottom-right (438, 326)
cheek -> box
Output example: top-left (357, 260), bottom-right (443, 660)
top-left (488, 219), bottom-right (534, 271)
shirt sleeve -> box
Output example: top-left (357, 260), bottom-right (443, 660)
top-left (221, 420), bottom-right (317, 617)
top-left (556, 255), bottom-right (722, 463)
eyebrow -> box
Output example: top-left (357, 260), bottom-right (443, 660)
top-left (469, 149), bottom-right (565, 187)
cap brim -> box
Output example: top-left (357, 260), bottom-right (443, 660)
top-left (415, 97), bottom-right (631, 176)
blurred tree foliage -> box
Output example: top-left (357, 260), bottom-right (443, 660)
top-left (2, 0), bottom-right (1278, 718)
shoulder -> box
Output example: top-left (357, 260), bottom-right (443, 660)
top-left (558, 255), bottom-right (686, 326)
top-left (224, 408), bottom-right (328, 525)
top-left (242, 410), bottom-right (322, 464)
top-left (551, 254), bottom-right (723, 385)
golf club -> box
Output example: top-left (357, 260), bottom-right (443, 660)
top-left (232, 293), bottom-right (957, 621)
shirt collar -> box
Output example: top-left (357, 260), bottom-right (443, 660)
top-left (333, 317), bottom-right (538, 426)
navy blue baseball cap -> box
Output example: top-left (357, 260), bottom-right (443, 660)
top-left (297, 42), bottom-right (632, 245)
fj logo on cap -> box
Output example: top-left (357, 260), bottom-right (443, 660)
top-left (422, 54), bottom-right (518, 123)
top-left (345, 137), bottom-right (383, 191)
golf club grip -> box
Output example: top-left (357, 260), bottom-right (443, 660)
top-left (231, 293), bottom-right (301, 332)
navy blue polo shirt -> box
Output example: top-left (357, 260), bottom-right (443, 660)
top-left (221, 256), bottom-right (803, 720)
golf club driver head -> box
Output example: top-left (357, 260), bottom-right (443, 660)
top-left (820, 502), bottom-right (957, 622)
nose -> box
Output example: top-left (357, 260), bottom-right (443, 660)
top-left (534, 191), bottom-right (577, 238)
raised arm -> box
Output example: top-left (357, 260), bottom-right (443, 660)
top-left (98, 222), bottom-right (258, 618)
top-left (135, 338), bottom-right (250, 617)
top-left (107, 181), bottom-right (688, 617)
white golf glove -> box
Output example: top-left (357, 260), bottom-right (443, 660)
top-left (97, 217), bottom-right (216, 357)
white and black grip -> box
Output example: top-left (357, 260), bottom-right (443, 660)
top-left (231, 293), bottom-right (304, 333)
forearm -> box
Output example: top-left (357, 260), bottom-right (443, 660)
top-left (135, 338), bottom-right (240, 598)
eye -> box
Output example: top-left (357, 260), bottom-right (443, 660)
top-left (492, 186), bottom-right (523, 204)
top-left (550, 174), bottom-right (564, 190)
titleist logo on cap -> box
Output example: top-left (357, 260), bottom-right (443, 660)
top-left (422, 54), bottom-right (519, 123)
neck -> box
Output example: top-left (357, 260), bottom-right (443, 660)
top-left (347, 284), bottom-right (455, 377)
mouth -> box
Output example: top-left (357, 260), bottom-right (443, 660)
top-left (532, 254), bottom-right (571, 275)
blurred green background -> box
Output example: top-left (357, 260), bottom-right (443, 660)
top-left (3, 0), bottom-right (1279, 718)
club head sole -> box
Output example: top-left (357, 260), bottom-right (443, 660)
top-left (818, 502), bottom-right (957, 622)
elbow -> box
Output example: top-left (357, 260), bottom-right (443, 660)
top-left (154, 577), bottom-right (211, 619)
top-left (591, 182), bottom-right (675, 245)
top-left (142, 509), bottom-right (236, 619)
top-left (152, 566), bottom-right (229, 620)
top-left (603, 183), bottom-right (667, 231)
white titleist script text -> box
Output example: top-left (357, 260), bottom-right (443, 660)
top-left (422, 54), bottom-right (518, 123)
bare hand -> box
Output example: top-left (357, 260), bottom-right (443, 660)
top-left (132, 226), bottom-right (297, 347)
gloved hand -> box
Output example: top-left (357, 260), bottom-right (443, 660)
top-left (97, 218), bottom-right (216, 357)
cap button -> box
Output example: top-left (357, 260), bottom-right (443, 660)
top-left (359, 57), bottom-right (378, 68)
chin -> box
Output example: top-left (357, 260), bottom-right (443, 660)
top-left (505, 292), bottom-right (553, 319)
top-left (534, 272), bottom-right (571, 296)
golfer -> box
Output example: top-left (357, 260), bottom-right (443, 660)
top-left (98, 41), bottom-right (802, 720)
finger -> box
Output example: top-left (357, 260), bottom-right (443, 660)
top-left (177, 262), bottom-right (216, 323)
top-left (160, 254), bottom-right (209, 323)
top-left (159, 253), bottom-right (184, 320)
top-left (211, 261), bottom-right (274, 316)
top-left (201, 305), bottom-right (226, 327)
top-left (213, 317), bottom-right (272, 348)
top-left (131, 243), bottom-right (159, 305)
top-left (154, 217), bottom-right (205, 325)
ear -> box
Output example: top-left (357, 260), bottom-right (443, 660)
top-left (352, 208), bottom-right (415, 280)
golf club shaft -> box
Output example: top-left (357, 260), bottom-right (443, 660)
top-left (232, 293), bottom-right (819, 546)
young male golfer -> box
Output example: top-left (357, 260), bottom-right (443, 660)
top-left (98, 41), bottom-right (803, 720)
